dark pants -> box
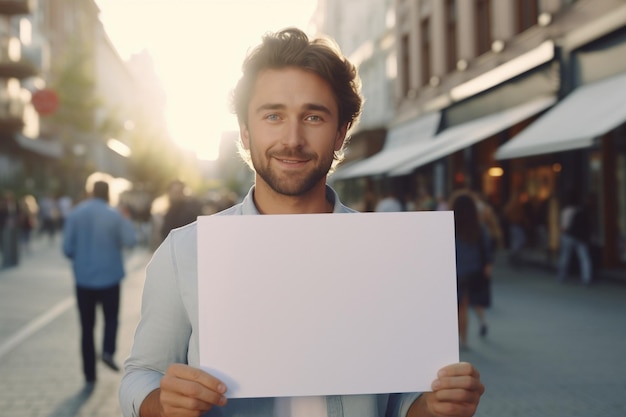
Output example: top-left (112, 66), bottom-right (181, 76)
top-left (75, 284), bottom-right (120, 380)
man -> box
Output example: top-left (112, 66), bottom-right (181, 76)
top-left (120, 28), bottom-right (484, 417)
top-left (63, 180), bottom-right (136, 383)
top-left (557, 189), bottom-right (593, 285)
top-left (160, 179), bottom-right (203, 241)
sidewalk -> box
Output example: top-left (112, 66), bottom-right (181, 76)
top-left (460, 251), bottom-right (626, 417)
top-left (0, 237), bottom-right (152, 417)
top-left (517, 246), bottom-right (626, 283)
top-left (1, 238), bottom-right (625, 416)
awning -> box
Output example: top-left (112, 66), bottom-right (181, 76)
top-left (495, 71), bottom-right (626, 160)
top-left (331, 112), bottom-right (440, 180)
top-left (390, 95), bottom-right (557, 176)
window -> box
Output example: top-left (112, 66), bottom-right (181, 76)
top-left (446, 0), bottom-right (458, 73)
top-left (516, 0), bottom-right (539, 33)
top-left (400, 33), bottom-right (411, 97)
top-left (475, 0), bottom-right (491, 56)
top-left (420, 15), bottom-right (431, 85)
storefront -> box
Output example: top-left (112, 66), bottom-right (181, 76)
top-left (495, 26), bottom-right (626, 271)
top-left (330, 112), bottom-right (441, 210)
top-left (390, 62), bottom-right (558, 210)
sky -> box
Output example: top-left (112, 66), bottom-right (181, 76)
top-left (95, 0), bottom-right (318, 160)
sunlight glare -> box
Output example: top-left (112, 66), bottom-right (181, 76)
top-left (96, 0), bottom-right (319, 161)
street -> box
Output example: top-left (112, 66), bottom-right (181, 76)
top-left (0, 237), bottom-right (625, 417)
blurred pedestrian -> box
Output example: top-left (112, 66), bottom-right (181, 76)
top-left (148, 193), bottom-right (168, 251)
top-left (475, 192), bottom-right (503, 252)
top-left (18, 194), bottom-right (38, 255)
top-left (465, 192), bottom-right (501, 335)
top-left (416, 186), bottom-right (436, 211)
top-left (436, 194), bottom-right (449, 211)
top-left (120, 27), bottom-right (484, 417)
top-left (374, 189), bottom-right (403, 212)
top-left (0, 192), bottom-right (8, 262)
top-left (557, 189), bottom-right (593, 285)
top-left (38, 192), bottom-right (59, 243)
top-left (503, 191), bottom-right (528, 266)
top-left (62, 180), bottom-right (137, 383)
top-left (0, 191), bottom-right (20, 267)
top-left (452, 193), bottom-right (493, 348)
top-left (57, 193), bottom-right (73, 229)
top-left (160, 179), bottom-right (203, 241)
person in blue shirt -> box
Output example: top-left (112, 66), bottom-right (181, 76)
top-left (120, 28), bottom-right (484, 417)
top-left (63, 180), bottom-right (136, 383)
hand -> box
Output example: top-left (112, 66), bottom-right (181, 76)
top-left (409, 362), bottom-right (484, 417)
top-left (142, 363), bottom-right (228, 417)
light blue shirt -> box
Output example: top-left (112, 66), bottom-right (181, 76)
top-left (62, 198), bottom-right (137, 288)
top-left (120, 186), bottom-right (421, 417)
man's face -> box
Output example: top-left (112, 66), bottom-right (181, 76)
top-left (240, 67), bottom-right (347, 197)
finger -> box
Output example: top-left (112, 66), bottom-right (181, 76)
top-left (161, 374), bottom-right (227, 407)
top-left (438, 362), bottom-right (480, 379)
top-left (167, 364), bottom-right (228, 396)
top-left (161, 365), bottom-right (228, 412)
top-left (433, 374), bottom-right (485, 397)
top-left (431, 386), bottom-right (483, 405)
top-left (160, 388), bottom-right (215, 416)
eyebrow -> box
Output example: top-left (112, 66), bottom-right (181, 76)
top-left (254, 103), bottom-right (333, 116)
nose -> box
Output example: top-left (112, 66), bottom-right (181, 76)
top-left (281, 118), bottom-right (305, 148)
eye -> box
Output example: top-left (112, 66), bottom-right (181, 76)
top-left (305, 114), bottom-right (323, 122)
top-left (265, 113), bottom-right (281, 122)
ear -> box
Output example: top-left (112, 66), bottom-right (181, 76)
top-left (334, 123), bottom-right (349, 151)
top-left (240, 124), bottom-right (251, 150)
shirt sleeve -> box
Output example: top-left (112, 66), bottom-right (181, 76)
top-left (119, 234), bottom-right (193, 417)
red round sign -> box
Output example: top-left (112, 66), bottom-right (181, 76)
top-left (32, 89), bottom-right (60, 115)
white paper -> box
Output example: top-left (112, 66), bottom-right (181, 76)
top-left (197, 211), bottom-right (458, 399)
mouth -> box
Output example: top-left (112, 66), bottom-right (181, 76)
top-left (272, 153), bottom-right (312, 166)
top-left (278, 158), bottom-right (307, 164)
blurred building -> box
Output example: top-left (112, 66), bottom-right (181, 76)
top-left (320, 0), bottom-right (626, 275)
top-left (0, 0), bottom-right (58, 195)
top-left (0, 0), bottom-right (167, 201)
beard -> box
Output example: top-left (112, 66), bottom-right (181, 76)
top-left (249, 140), bottom-right (335, 197)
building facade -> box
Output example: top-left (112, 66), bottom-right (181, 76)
top-left (316, 0), bottom-right (400, 211)
top-left (0, 0), bottom-right (54, 195)
top-left (0, 0), bottom-right (167, 201)
top-left (327, 0), bottom-right (626, 275)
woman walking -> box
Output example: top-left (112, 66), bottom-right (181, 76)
top-left (452, 193), bottom-right (493, 349)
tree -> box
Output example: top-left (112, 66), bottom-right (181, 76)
top-left (47, 38), bottom-right (101, 198)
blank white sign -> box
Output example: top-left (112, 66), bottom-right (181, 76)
top-left (197, 211), bottom-right (458, 398)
